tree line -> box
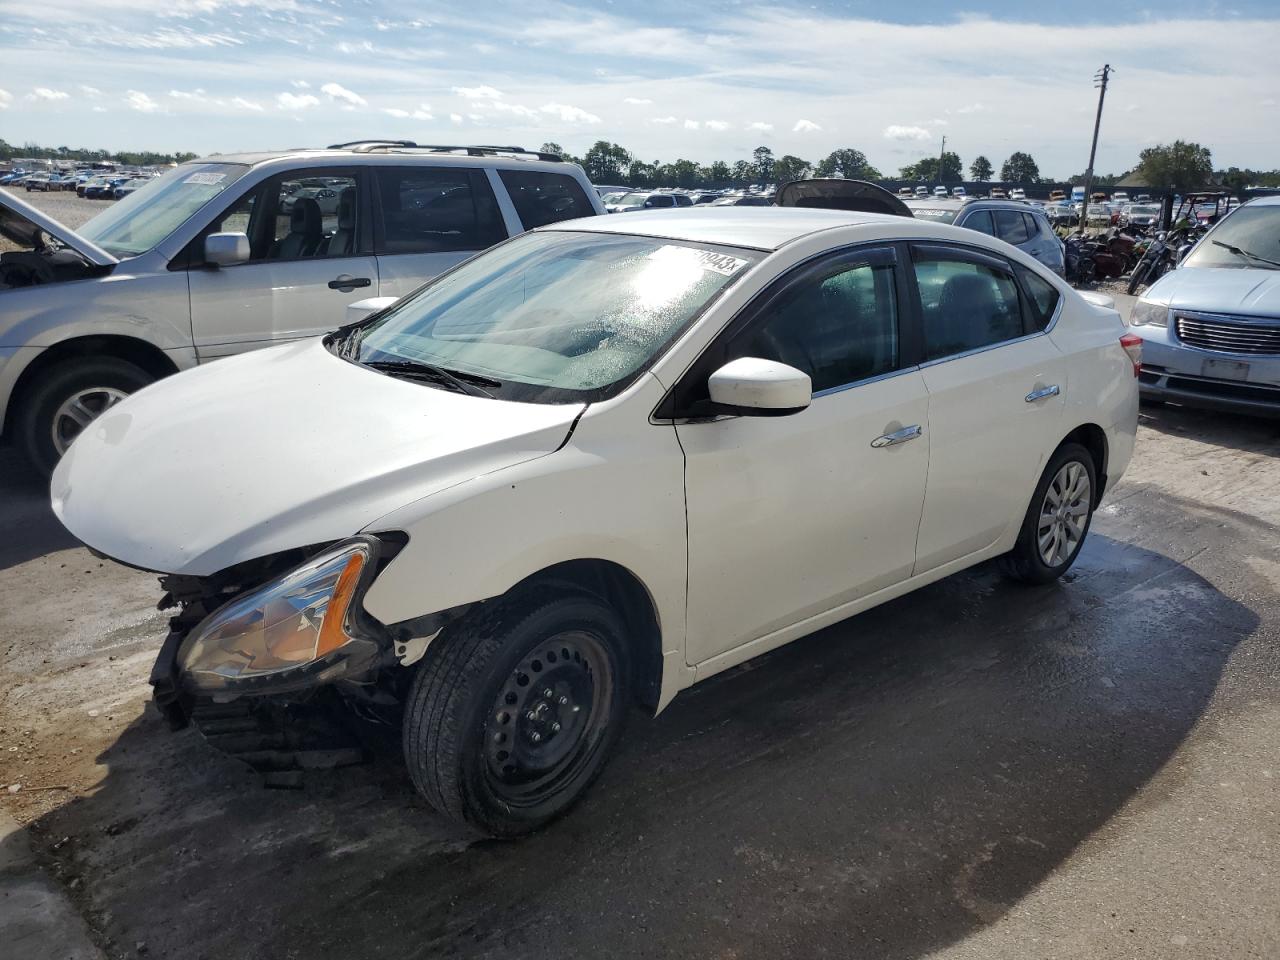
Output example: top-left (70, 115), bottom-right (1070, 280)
top-left (0, 139), bottom-right (198, 167)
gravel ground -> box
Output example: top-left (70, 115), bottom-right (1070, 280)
top-left (1, 186), bottom-right (109, 231)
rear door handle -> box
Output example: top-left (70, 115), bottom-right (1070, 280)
top-left (329, 276), bottom-right (372, 290)
top-left (870, 424), bottom-right (923, 448)
top-left (1025, 385), bottom-right (1061, 402)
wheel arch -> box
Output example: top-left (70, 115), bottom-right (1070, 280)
top-left (505, 559), bottom-right (666, 712)
top-left (1059, 422), bottom-right (1109, 505)
top-left (4, 335), bottom-right (180, 439)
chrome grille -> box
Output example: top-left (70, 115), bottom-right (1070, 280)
top-left (1175, 313), bottom-right (1280, 356)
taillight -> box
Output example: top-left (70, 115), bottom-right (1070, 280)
top-left (1119, 333), bottom-right (1142, 377)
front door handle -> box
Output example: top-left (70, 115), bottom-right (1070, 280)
top-left (870, 424), bottom-right (923, 448)
top-left (1025, 384), bottom-right (1061, 402)
top-left (329, 276), bottom-right (372, 291)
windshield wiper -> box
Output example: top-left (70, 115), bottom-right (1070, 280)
top-left (362, 359), bottom-right (498, 398)
top-left (1212, 240), bottom-right (1280, 270)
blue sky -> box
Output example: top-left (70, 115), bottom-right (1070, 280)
top-left (2, 0), bottom-right (1278, 176)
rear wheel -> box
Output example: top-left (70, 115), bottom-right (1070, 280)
top-left (402, 590), bottom-right (630, 836)
top-left (998, 443), bottom-right (1097, 585)
top-left (18, 357), bottom-right (153, 477)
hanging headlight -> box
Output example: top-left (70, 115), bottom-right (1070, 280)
top-left (176, 537), bottom-right (387, 697)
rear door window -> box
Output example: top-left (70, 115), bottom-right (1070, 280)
top-left (994, 210), bottom-right (1031, 245)
top-left (497, 169), bottom-right (595, 229)
top-left (374, 167), bottom-right (505, 254)
top-left (1016, 265), bottom-right (1061, 331)
top-left (912, 249), bottom-right (1025, 361)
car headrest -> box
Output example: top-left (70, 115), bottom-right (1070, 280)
top-left (290, 197), bottom-right (322, 236)
top-left (939, 272), bottom-right (996, 313)
top-left (336, 188), bottom-right (355, 230)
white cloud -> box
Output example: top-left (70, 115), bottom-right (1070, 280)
top-left (650, 116), bottom-right (678, 125)
top-left (0, 89), bottom-right (11, 111)
top-left (623, 97), bottom-right (653, 105)
top-left (231, 96), bottom-right (264, 112)
top-left (290, 80), bottom-right (311, 89)
top-left (490, 100), bottom-right (538, 119)
top-left (450, 112), bottom-right (464, 124)
top-left (705, 120), bottom-right (730, 131)
top-left (277, 91), bottom-right (319, 110)
top-left (884, 124), bottom-right (931, 141)
top-left (92, 106), bottom-right (108, 113)
top-left (383, 107), bottom-right (410, 118)
top-left (541, 102), bottom-right (601, 124)
top-left (125, 90), bottom-right (159, 113)
top-left (793, 119), bottom-right (822, 133)
top-left (321, 82), bottom-right (366, 108)
top-left (336, 40), bottom-right (376, 56)
top-left (30, 87), bottom-right (70, 102)
top-left (79, 85), bottom-right (103, 98)
top-left (746, 121), bottom-right (774, 132)
top-left (954, 102), bottom-right (987, 114)
top-left (472, 42), bottom-right (497, 54)
top-left (452, 84), bottom-right (503, 100)
top-left (382, 105), bottom-right (433, 119)
top-left (169, 88), bottom-right (206, 101)
top-left (1262, 98), bottom-right (1278, 108)
top-left (684, 119), bottom-right (700, 130)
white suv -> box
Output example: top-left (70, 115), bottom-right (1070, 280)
top-left (0, 142), bottom-right (604, 473)
top-left (54, 207), bottom-right (1139, 836)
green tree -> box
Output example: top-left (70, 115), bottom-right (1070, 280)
top-left (814, 148), bottom-right (881, 180)
top-left (539, 142), bottom-right (565, 158)
top-left (666, 158), bottom-right (701, 188)
top-left (900, 152), bottom-right (962, 182)
top-left (969, 155), bottom-right (993, 181)
top-left (771, 155), bottom-right (811, 184)
top-left (1135, 140), bottom-right (1214, 193)
top-left (731, 160), bottom-right (753, 186)
top-left (752, 146), bottom-right (775, 183)
top-left (1000, 151), bottom-right (1041, 183)
top-left (581, 141), bottom-right (633, 183)
top-left (706, 160), bottom-right (731, 184)
top-left (627, 159), bottom-right (657, 187)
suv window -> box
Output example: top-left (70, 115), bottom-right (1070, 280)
top-left (497, 169), bottom-right (594, 229)
top-left (374, 167), bottom-right (504, 254)
top-left (994, 210), bottom-right (1031, 245)
top-left (913, 250), bottom-right (1023, 361)
top-left (647, 195), bottom-right (675, 208)
top-left (1016, 265), bottom-right (1060, 331)
top-left (728, 253), bottom-right (899, 393)
top-left (961, 209), bottom-right (996, 236)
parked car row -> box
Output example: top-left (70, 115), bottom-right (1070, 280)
top-left (0, 167), bottom-right (161, 199)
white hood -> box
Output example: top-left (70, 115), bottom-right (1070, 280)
top-left (1146, 266), bottom-right (1280, 319)
top-left (51, 340), bottom-right (584, 575)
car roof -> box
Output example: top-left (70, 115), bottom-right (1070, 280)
top-left (541, 207), bottom-right (971, 252)
top-left (196, 147), bottom-right (575, 174)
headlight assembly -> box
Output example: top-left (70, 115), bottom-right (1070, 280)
top-left (177, 537), bottom-right (387, 697)
top-left (1129, 299), bottom-right (1169, 328)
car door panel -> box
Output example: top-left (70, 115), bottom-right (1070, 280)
top-left (680, 373), bottom-right (931, 665)
top-left (188, 168), bottom-right (376, 358)
top-left (909, 244), bottom-right (1067, 573)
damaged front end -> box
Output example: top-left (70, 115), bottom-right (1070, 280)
top-left (150, 535), bottom-right (401, 730)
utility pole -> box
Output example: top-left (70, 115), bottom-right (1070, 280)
top-left (938, 135), bottom-right (947, 184)
top-left (1080, 64), bottom-right (1111, 234)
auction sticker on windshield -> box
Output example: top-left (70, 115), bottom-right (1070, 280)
top-left (183, 172), bottom-right (227, 186)
top-left (688, 249), bottom-right (750, 276)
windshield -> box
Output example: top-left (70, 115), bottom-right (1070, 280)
top-left (78, 162), bottom-right (248, 257)
top-left (354, 230), bottom-right (759, 403)
top-left (908, 206), bottom-right (959, 224)
top-left (1182, 206), bottom-right (1280, 270)
top-left (614, 193), bottom-right (648, 205)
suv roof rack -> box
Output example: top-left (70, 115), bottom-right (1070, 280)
top-left (324, 140), bottom-right (563, 162)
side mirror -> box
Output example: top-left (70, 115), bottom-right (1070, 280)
top-left (204, 232), bottom-right (250, 267)
top-left (344, 296), bottom-right (398, 325)
top-left (707, 357), bottom-right (811, 416)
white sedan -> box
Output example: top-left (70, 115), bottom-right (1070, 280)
top-left (52, 208), bottom-right (1140, 836)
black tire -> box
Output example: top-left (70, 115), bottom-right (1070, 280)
top-left (18, 357), bottom-right (153, 477)
top-left (403, 590), bottom-right (631, 837)
top-left (998, 442), bottom-right (1098, 585)
top-left (1126, 254), bottom-right (1154, 295)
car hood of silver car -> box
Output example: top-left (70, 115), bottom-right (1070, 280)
top-left (1144, 265), bottom-right (1280, 318)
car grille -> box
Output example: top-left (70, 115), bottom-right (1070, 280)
top-left (1174, 313), bottom-right (1280, 356)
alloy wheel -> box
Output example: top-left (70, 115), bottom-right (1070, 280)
top-left (51, 387), bottom-right (129, 455)
top-left (1037, 461), bottom-right (1091, 567)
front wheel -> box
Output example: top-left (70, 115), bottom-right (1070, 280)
top-left (998, 443), bottom-right (1097, 585)
top-left (402, 590), bottom-right (631, 836)
top-left (18, 357), bottom-right (153, 477)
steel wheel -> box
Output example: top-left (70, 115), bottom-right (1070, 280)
top-left (51, 387), bottom-right (128, 454)
top-left (1037, 461), bottom-right (1091, 567)
top-left (483, 629), bottom-right (614, 808)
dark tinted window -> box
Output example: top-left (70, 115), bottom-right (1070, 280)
top-left (498, 169), bottom-right (594, 229)
top-left (646, 194), bottom-right (675, 208)
top-left (1016, 265), bottom-right (1061, 331)
top-left (673, 193), bottom-right (694, 207)
top-left (375, 167), bottom-right (505, 254)
top-left (994, 209), bottom-right (1031, 244)
top-left (1023, 212), bottom-right (1044, 238)
top-left (962, 209), bottom-right (996, 236)
top-left (730, 256), bottom-right (899, 392)
top-left (914, 253), bottom-right (1023, 361)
